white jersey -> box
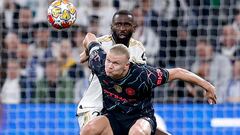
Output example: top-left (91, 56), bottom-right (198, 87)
top-left (77, 35), bottom-right (146, 115)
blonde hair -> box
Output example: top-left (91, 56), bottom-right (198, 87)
top-left (109, 44), bottom-right (130, 60)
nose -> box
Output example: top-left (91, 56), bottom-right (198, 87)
top-left (119, 25), bottom-right (125, 31)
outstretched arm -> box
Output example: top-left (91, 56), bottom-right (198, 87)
top-left (167, 68), bottom-right (217, 104)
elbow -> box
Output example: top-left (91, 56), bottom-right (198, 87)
top-left (175, 68), bottom-right (188, 78)
top-left (175, 67), bottom-right (187, 74)
top-left (169, 67), bottom-right (187, 81)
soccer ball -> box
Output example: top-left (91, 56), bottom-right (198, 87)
top-left (47, 0), bottom-right (77, 29)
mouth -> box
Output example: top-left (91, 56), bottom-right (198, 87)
top-left (118, 32), bottom-right (127, 38)
top-left (106, 70), bottom-right (112, 74)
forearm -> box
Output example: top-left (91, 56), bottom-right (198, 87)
top-left (168, 68), bottom-right (214, 91)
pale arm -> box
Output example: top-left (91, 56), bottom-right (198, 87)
top-left (167, 68), bottom-right (217, 104)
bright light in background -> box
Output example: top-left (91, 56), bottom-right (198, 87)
top-left (211, 118), bottom-right (240, 127)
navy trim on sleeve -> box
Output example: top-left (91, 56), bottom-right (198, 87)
top-left (164, 69), bottom-right (169, 82)
top-left (87, 41), bottom-right (101, 54)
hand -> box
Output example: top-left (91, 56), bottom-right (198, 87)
top-left (80, 51), bottom-right (89, 63)
top-left (82, 33), bottom-right (97, 49)
top-left (205, 85), bottom-right (217, 104)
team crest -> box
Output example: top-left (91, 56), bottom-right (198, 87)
top-left (114, 85), bottom-right (122, 93)
top-left (126, 87), bottom-right (136, 96)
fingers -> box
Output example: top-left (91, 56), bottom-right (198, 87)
top-left (208, 99), bottom-right (213, 104)
top-left (83, 33), bottom-right (97, 49)
top-left (86, 33), bottom-right (97, 41)
top-left (207, 93), bottom-right (217, 104)
top-left (208, 98), bottom-right (215, 104)
top-left (80, 51), bottom-right (89, 63)
top-left (82, 38), bottom-right (88, 49)
top-left (205, 85), bottom-right (217, 104)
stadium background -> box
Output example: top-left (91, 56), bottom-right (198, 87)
top-left (0, 0), bottom-right (240, 134)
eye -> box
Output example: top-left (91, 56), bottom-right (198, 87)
top-left (106, 59), bottom-right (111, 63)
top-left (114, 23), bottom-right (121, 27)
top-left (113, 62), bottom-right (118, 65)
top-left (124, 23), bottom-right (131, 27)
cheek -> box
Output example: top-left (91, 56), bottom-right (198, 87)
top-left (114, 65), bottom-right (124, 73)
top-left (105, 61), bottom-right (109, 68)
top-left (104, 66), bottom-right (108, 72)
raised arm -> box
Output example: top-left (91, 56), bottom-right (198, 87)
top-left (167, 68), bottom-right (217, 104)
top-left (79, 33), bottom-right (98, 63)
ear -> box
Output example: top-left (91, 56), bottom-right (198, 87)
top-left (125, 62), bottom-right (130, 69)
top-left (111, 24), bottom-right (114, 31)
top-left (132, 22), bottom-right (137, 32)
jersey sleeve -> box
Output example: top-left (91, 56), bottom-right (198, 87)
top-left (130, 48), bottom-right (147, 65)
top-left (128, 39), bottom-right (147, 65)
top-left (87, 42), bottom-right (106, 74)
top-left (145, 65), bottom-right (169, 88)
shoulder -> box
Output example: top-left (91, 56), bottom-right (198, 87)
top-left (129, 38), bottom-right (145, 50)
top-left (97, 35), bottom-right (112, 43)
top-left (130, 64), bottom-right (147, 75)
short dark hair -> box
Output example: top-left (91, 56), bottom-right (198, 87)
top-left (112, 10), bottom-right (134, 22)
top-left (89, 15), bottom-right (100, 24)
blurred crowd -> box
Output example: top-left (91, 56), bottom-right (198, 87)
top-left (0, 0), bottom-right (240, 104)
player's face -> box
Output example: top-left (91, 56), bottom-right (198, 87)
top-left (105, 52), bottom-right (129, 79)
top-left (196, 42), bottom-right (213, 61)
top-left (45, 62), bottom-right (59, 81)
top-left (111, 14), bottom-right (135, 43)
top-left (7, 62), bottom-right (20, 80)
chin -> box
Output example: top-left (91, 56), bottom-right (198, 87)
top-left (106, 72), bottom-right (112, 77)
top-left (107, 73), bottom-right (116, 79)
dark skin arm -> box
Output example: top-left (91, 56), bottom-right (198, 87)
top-left (80, 51), bottom-right (89, 63)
